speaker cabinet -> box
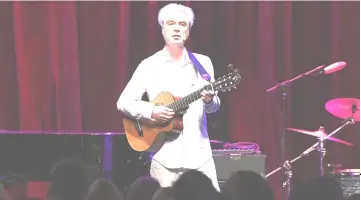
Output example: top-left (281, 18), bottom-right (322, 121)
top-left (213, 153), bottom-right (266, 186)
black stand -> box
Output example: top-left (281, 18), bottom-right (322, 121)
top-left (123, 152), bottom-right (150, 193)
top-left (266, 65), bottom-right (325, 200)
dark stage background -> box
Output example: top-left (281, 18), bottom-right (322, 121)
top-left (0, 1), bottom-right (359, 199)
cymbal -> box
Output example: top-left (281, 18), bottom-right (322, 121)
top-left (325, 98), bottom-right (360, 122)
top-left (287, 127), bottom-right (353, 146)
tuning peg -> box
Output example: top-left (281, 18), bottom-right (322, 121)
top-left (228, 88), bottom-right (231, 91)
top-left (233, 86), bottom-right (237, 89)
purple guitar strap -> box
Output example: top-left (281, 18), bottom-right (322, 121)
top-left (187, 50), bottom-right (211, 81)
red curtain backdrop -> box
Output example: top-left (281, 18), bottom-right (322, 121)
top-left (0, 1), bottom-right (359, 199)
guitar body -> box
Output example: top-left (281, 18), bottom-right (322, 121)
top-left (122, 66), bottom-right (241, 152)
top-left (123, 92), bottom-right (184, 152)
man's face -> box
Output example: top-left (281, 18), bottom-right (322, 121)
top-left (162, 12), bottom-right (190, 46)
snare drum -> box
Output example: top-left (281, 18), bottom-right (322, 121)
top-left (332, 169), bottom-right (360, 197)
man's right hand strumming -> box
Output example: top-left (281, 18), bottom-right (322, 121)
top-left (151, 106), bottom-right (175, 124)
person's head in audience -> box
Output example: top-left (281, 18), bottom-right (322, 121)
top-left (3, 174), bottom-right (27, 200)
top-left (125, 176), bottom-right (160, 200)
top-left (288, 181), bottom-right (312, 200)
top-left (47, 158), bottom-right (89, 200)
top-left (289, 176), bottom-right (344, 200)
top-left (152, 187), bottom-right (175, 200)
top-left (171, 170), bottom-right (221, 200)
top-left (86, 178), bottom-right (124, 200)
top-left (222, 170), bottom-right (273, 200)
top-left (311, 176), bottom-right (343, 200)
top-left (314, 176), bottom-right (344, 200)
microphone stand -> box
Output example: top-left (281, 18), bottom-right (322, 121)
top-left (266, 65), bottom-right (324, 200)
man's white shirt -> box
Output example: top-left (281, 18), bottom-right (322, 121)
top-left (117, 47), bottom-right (220, 169)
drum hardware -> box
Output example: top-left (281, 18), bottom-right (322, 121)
top-left (323, 163), bottom-right (343, 177)
top-left (282, 160), bottom-right (292, 197)
top-left (265, 97), bottom-right (359, 200)
top-left (286, 125), bottom-right (354, 177)
top-left (332, 169), bottom-right (360, 197)
top-left (327, 164), bottom-right (343, 171)
top-left (266, 61), bottom-right (347, 200)
top-left (327, 163), bottom-right (343, 168)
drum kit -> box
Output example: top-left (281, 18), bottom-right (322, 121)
top-left (264, 97), bottom-right (359, 172)
top-left (265, 61), bottom-right (360, 199)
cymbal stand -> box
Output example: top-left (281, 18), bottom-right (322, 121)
top-left (265, 117), bottom-right (355, 198)
top-left (318, 133), bottom-right (326, 176)
top-left (282, 160), bottom-right (292, 198)
top-left (267, 65), bottom-right (325, 200)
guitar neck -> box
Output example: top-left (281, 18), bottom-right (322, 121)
top-left (167, 84), bottom-right (214, 112)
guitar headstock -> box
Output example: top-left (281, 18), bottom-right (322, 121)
top-left (212, 64), bottom-right (241, 93)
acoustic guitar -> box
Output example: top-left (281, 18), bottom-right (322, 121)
top-left (123, 66), bottom-right (241, 152)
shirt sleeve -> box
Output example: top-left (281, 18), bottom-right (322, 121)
top-left (202, 56), bottom-right (221, 114)
top-left (116, 61), bottom-right (154, 120)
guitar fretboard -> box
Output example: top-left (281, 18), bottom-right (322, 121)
top-left (166, 84), bottom-right (213, 112)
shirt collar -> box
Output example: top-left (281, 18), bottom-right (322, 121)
top-left (159, 47), bottom-right (192, 64)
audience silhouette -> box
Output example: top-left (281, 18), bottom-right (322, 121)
top-left (2, 157), bottom-right (358, 200)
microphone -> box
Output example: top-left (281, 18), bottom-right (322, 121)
top-left (322, 61), bottom-right (347, 75)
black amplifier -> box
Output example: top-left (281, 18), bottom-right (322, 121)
top-left (212, 149), bottom-right (266, 185)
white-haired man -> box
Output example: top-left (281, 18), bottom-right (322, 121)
top-left (117, 3), bottom-right (220, 190)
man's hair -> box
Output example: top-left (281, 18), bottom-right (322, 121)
top-left (158, 3), bottom-right (195, 28)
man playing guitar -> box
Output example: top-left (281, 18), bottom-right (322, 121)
top-left (117, 3), bottom-right (220, 191)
